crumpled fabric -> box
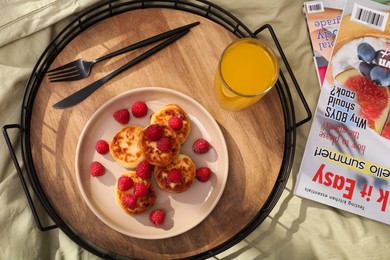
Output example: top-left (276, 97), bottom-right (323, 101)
top-left (1, 0), bottom-right (390, 259)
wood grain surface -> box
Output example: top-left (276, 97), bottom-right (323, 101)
top-left (29, 8), bottom-right (285, 259)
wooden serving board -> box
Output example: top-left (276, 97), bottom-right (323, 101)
top-left (30, 8), bottom-right (285, 259)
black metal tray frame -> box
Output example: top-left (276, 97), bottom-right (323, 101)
top-left (3, 0), bottom-right (312, 259)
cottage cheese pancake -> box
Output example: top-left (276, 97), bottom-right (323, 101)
top-left (139, 125), bottom-right (181, 167)
top-left (150, 104), bottom-right (191, 144)
top-left (154, 154), bottom-right (196, 193)
top-left (115, 171), bottom-right (157, 215)
top-left (109, 126), bottom-right (145, 169)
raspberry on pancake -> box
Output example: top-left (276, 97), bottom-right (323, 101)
top-left (150, 104), bottom-right (191, 144)
top-left (154, 154), bottom-right (196, 193)
top-left (139, 125), bottom-right (180, 167)
top-left (115, 171), bottom-right (157, 215)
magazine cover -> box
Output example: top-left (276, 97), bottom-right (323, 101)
top-left (296, 0), bottom-right (390, 225)
top-left (303, 0), bottom-right (345, 86)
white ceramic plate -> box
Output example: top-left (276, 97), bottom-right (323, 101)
top-left (75, 87), bottom-right (229, 239)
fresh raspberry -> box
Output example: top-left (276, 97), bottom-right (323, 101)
top-left (196, 167), bottom-right (212, 182)
top-left (134, 183), bottom-right (149, 197)
top-left (136, 160), bottom-right (153, 179)
top-left (157, 137), bottom-right (173, 153)
top-left (117, 176), bottom-right (134, 191)
top-left (122, 194), bottom-right (137, 209)
top-left (90, 161), bottom-right (105, 177)
top-left (132, 101), bottom-right (148, 118)
top-left (113, 108), bottom-right (130, 124)
top-left (95, 140), bottom-right (109, 154)
top-left (193, 138), bottom-right (210, 154)
top-left (167, 169), bottom-right (181, 183)
top-left (145, 124), bottom-right (163, 141)
top-left (149, 209), bottom-right (166, 226)
top-left (168, 116), bottom-right (183, 130)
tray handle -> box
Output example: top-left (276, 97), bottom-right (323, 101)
top-left (2, 124), bottom-right (58, 232)
top-left (254, 24), bottom-right (312, 127)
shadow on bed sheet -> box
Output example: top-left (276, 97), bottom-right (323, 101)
top-left (216, 185), bottom-right (332, 259)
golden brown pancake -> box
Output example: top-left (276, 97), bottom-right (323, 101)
top-left (115, 171), bottom-right (157, 215)
top-left (139, 125), bottom-right (180, 167)
top-left (150, 104), bottom-right (191, 144)
top-left (109, 126), bottom-right (145, 169)
top-left (154, 154), bottom-right (196, 193)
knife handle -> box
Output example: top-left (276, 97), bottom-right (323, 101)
top-left (102, 28), bottom-right (189, 82)
top-left (95, 22), bottom-right (199, 63)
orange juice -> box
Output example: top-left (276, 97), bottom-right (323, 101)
top-left (215, 38), bottom-right (279, 111)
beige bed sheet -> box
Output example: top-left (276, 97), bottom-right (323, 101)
top-left (1, 0), bottom-right (389, 259)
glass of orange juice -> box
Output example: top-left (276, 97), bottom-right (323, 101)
top-left (214, 38), bottom-right (279, 111)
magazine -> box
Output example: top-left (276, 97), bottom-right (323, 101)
top-left (295, 0), bottom-right (390, 225)
top-left (303, 0), bottom-right (345, 86)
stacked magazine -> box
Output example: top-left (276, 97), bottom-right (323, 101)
top-left (296, 0), bottom-right (390, 225)
top-left (303, 0), bottom-right (345, 86)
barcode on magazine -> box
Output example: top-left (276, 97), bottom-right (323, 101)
top-left (351, 3), bottom-right (388, 31)
top-left (306, 1), bottom-right (324, 14)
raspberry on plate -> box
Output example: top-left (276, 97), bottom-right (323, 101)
top-left (196, 167), bottom-right (212, 182)
top-left (157, 137), bottom-right (173, 153)
top-left (90, 161), bottom-right (105, 177)
top-left (193, 138), bottom-right (210, 154)
top-left (134, 183), bottom-right (149, 197)
top-left (95, 140), bottom-right (109, 154)
top-left (136, 160), bottom-right (153, 179)
top-left (132, 101), bottom-right (148, 117)
top-left (113, 108), bottom-right (130, 124)
top-left (145, 124), bottom-right (163, 141)
top-left (122, 194), bottom-right (137, 209)
top-left (117, 176), bottom-right (134, 191)
top-left (167, 169), bottom-right (182, 183)
top-left (168, 116), bottom-right (183, 130)
top-left (149, 209), bottom-right (166, 226)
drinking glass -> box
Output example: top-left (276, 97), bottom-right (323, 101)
top-left (214, 38), bottom-right (279, 111)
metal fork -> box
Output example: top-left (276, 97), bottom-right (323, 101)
top-left (47, 21), bottom-right (200, 82)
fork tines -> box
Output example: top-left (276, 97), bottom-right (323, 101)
top-left (47, 60), bottom-right (88, 82)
